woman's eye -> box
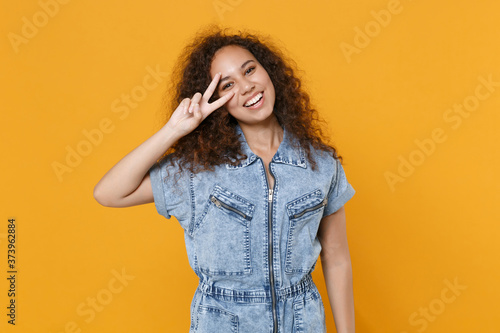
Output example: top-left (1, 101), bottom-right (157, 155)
top-left (221, 67), bottom-right (255, 90)
top-left (246, 66), bottom-right (255, 74)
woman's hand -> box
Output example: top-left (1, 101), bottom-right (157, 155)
top-left (165, 72), bottom-right (235, 138)
top-left (93, 73), bottom-right (234, 208)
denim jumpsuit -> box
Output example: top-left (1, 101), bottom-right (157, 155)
top-left (149, 123), bottom-right (356, 333)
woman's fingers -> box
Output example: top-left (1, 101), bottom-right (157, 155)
top-left (209, 90), bottom-right (234, 111)
top-left (181, 98), bottom-right (191, 114)
top-left (202, 72), bottom-right (222, 101)
top-left (193, 102), bottom-right (202, 120)
top-left (187, 92), bottom-right (202, 114)
top-left (183, 73), bottom-right (234, 119)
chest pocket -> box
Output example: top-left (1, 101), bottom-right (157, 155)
top-left (193, 184), bottom-right (255, 276)
top-left (285, 189), bottom-right (327, 274)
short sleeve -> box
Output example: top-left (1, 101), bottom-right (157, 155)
top-left (322, 158), bottom-right (356, 217)
top-left (148, 155), bottom-right (191, 229)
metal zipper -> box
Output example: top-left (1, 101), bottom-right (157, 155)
top-left (261, 159), bottom-right (278, 333)
top-left (210, 195), bottom-right (247, 220)
top-left (292, 197), bottom-right (328, 219)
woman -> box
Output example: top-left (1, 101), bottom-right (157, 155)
top-left (94, 26), bottom-right (356, 333)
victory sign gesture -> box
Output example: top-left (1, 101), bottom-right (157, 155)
top-left (165, 72), bottom-right (235, 138)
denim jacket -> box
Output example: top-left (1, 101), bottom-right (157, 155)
top-left (149, 123), bottom-right (356, 333)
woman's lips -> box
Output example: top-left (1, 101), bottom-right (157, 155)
top-left (245, 91), bottom-right (264, 109)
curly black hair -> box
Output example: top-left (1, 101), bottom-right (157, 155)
top-left (158, 24), bottom-right (343, 175)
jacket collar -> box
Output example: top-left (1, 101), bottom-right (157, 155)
top-left (226, 123), bottom-right (307, 169)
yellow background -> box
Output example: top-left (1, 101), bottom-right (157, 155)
top-left (1, 0), bottom-right (499, 332)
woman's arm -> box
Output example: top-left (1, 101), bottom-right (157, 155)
top-left (317, 206), bottom-right (355, 333)
top-left (92, 125), bottom-right (180, 207)
top-left (93, 72), bottom-right (234, 208)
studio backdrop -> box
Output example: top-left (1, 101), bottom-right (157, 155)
top-left (1, 0), bottom-right (499, 332)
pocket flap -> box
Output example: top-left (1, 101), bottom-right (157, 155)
top-left (286, 189), bottom-right (327, 219)
top-left (210, 185), bottom-right (255, 221)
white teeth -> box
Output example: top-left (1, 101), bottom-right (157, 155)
top-left (244, 92), bottom-right (263, 107)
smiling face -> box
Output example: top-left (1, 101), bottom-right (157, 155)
top-left (210, 45), bottom-right (276, 126)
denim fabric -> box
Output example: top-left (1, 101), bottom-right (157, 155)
top-left (149, 123), bottom-right (356, 333)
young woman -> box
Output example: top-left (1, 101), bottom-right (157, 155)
top-left (94, 27), bottom-right (356, 333)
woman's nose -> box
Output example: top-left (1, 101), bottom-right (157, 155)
top-left (241, 78), bottom-right (255, 95)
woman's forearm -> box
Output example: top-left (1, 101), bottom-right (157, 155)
top-left (321, 258), bottom-right (355, 333)
top-left (93, 124), bottom-right (179, 206)
top-left (93, 74), bottom-right (234, 207)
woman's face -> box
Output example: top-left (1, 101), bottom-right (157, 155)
top-left (210, 45), bottom-right (276, 126)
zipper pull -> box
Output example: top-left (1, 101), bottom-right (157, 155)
top-left (268, 189), bottom-right (273, 202)
top-left (210, 196), bottom-right (221, 208)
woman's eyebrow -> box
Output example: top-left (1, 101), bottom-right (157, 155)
top-left (219, 60), bottom-right (255, 86)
